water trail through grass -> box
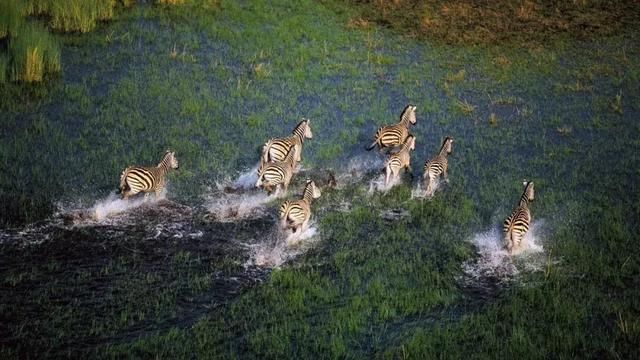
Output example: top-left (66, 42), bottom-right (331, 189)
top-left (368, 172), bottom-right (404, 193)
top-left (205, 166), bottom-right (287, 222)
top-left (410, 177), bottom-right (444, 199)
top-left (462, 219), bottom-right (546, 283)
top-left (91, 191), bottom-right (166, 221)
top-left (247, 222), bottom-right (319, 268)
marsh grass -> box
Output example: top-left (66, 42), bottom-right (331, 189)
top-left (351, 0), bottom-right (640, 45)
top-left (1, 0), bottom-right (639, 358)
top-left (0, 0), bottom-right (22, 39)
top-left (9, 22), bottom-right (60, 82)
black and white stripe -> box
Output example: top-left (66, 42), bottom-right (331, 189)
top-left (383, 135), bottom-right (416, 186)
top-left (423, 137), bottom-right (454, 196)
top-left (262, 118), bottom-right (312, 165)
top-left (119, 150), bottom-right (179, 200)
top-left (366, 105), bottom-right (417, 151)
top-left (256, 144), bottom-right (298, 195)
top-left (503, 181), bottom-right (535, 254)
top-left (279, 179), bottom-right (321, 234)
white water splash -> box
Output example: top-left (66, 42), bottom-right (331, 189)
top-left (232, 164), bottom-right (260, 190)
top-left (367, 173), bottom-right (403, 194)
top-left (462, 220), bottom-right (546, 281)
top-left (206, 192), bottom-right (278, 222)
top-left (205, 166), bottom-right (288, 222)
top-left (410, 178), bottom-right (443, 199)
top-left (92, 190), bottom-right (165, 221)
top-left (248, 223), bottom-right (319, 268)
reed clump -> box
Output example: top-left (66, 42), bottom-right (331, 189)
top-left (8, 23), bottom-right (61, 83)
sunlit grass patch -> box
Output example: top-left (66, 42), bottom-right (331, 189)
top-left (8, 22), bottom-right (60, 82)
top-left (453, 98), bottom-right (475, 115)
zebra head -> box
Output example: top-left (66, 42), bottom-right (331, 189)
top-left (306, 179), bottom-right (321, 199)
top-left (406, 134), bottom-right (416, 151)
top-left (523, 180), bottom-right (535, 201)
top-left (443, 137), bottom-right (454, 154)
top-left (162, 150), bottom-right (179, 170)
top-left (400, 104), bottom-right (417, 125)
top-left (302, 118), bottom-right (313, 139)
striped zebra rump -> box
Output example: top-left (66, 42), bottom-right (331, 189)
top-left (368, 124), bottom-right (408, 151)
top-left (262, 118), bottom-right (312, 163)
top-left (118, 150), bottom-right (179, 200)
top-left (503, 181), bottom-right (535, 254)
top-left (279, 201), bottom-right (309, 229)
top-left (256, 144), bottom-right (298, 194)
top-left (278, 180), bottom-right (321, 233)
top-left (366, 105), bottom-right (417, 151)
top-left (422, 137), bottom-right (453, 195)
top-left (384, 135), bottom-right (415, 186)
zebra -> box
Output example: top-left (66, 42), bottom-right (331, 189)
top-left (366, 105), bottom-right (417, 151)
top-left (118, 150), bottom-right (179, 200)
top-left (256, 144), bottom-right (298, 195)
top-left (503, 180), bottom-right (535, 254)
top-left (383, 134), bottom-right (416, 186)
top-left (262, 118), bottom-right (312, 165)
top-left (422, 137), bottom-right (454, 196)
top-left (279, 179), bottom-right (322, 234)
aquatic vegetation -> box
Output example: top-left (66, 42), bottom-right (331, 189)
top-left (0, 0), bottom-right (639, 358)
top-left (8, 22), bottom-right (60, 82)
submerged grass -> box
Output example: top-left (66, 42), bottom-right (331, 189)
top-left (0, 0), bottom-right (639, 358)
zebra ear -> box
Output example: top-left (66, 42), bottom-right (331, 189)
top-left (523, 180), bottom-right (528, 187)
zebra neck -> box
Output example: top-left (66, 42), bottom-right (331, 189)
top-left (438, 146), bottom-right (449, 157)
top-left (302, 190), bottom-right (314, 203)
top-left (518, 193), bottom-right (529, 207)
top-left (292, 126), bottom-right (305, 143)
top-left (157, 158), bottom-right (170, 174)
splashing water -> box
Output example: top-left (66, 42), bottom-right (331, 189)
top-left (206, 192), bottom-right (277, 222)
top-left (205, 167), bottom-right (287, 222)
top-left (340, 154), bottom-right (385, 185)
top-left (233, 164), bottom-right (260, 190)
top-left (368, 172), bottom-right (403, 194)
top-left (248, 223), bottom-right (319, 268)
top-left (410, 177), bottom-right (442, 199)
top-left (462, 220), bottom-right (546, 282)
top-left (92, 190), bottom-right (166, 222)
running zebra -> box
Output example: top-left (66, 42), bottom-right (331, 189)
top-left (279, 179), bottom-right (322, 234)
top-left (383, 135), bottom-right (416, 186)
top-left (503, 181), bottom-right (535, 254)
top-left (423, 137), bottom-right (454, 196)
top-left (262, 118), bottom-right (312, 165)
top-left (118, 150), bottom-right (179, 200)
top-left (366, 105), bottom-right (417, 151)
top-left (256, 144), bottom-right (298, 195)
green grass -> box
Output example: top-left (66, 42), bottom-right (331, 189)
top-left (0, 0), bottom-right (639, 358)
top-left (8, 22), bottom-right (60, 83)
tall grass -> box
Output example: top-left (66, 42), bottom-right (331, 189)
top-left (9, 23), bottom-right (60, 82)
top-left (0, 0), bottom-right (22, 39)
top-left (0, 55), bottom-right (8, 83)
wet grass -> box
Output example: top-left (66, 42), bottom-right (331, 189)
top-left (1, 0), bottom-right (639, 358)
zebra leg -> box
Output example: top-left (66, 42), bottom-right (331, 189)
top-left (444, 165), bottom-right (450, 184)
top-left (384, 166), bottom-right (391, 186)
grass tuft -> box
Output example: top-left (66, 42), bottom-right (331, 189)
top-left (9, 22), bottom-right (60, 82)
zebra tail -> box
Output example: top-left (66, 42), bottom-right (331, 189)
top-left (366, 141), bottom-right (377, 151)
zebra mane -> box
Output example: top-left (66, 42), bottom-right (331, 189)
top-left (439, 137), bottom-right (453, 155)
top-left (292, 119), bottom-right (308, 135)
